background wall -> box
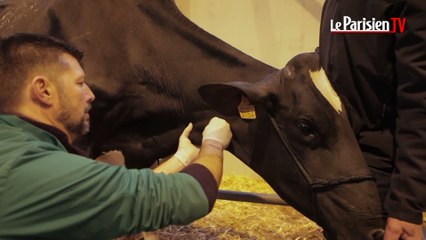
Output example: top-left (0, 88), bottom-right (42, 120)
top-left (174, 0), bottom-right (325, 177)
top-left (175, 0), bottom-right (324, 68)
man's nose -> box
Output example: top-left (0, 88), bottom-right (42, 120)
top-left (85, 83), bottom-right (95, 102)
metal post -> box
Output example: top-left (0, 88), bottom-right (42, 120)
top-left (218, 190), bottom-right (288, 205)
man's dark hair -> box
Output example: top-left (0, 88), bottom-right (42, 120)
top-left (0, 33), bottom-right (83, 112)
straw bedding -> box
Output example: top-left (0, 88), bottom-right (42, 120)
top-left (119, 175), bottom-right (426, 239)
top-left (119, 174), bottom-right (324, 239)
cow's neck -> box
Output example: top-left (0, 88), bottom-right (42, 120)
top-left (229, 110), bottom-right (272, 172)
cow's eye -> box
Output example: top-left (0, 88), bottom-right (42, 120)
top-left (297, 118), bottom-right (314, 137)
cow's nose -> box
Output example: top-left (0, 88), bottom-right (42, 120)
top-left (368, 228), bottom-right (385, 240)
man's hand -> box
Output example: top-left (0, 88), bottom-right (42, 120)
top-left (155, 118), bottom-right (231, 176)
top-left (96, 150), bottom-right (125, 166)
top-left (202, 117), bottom-right (232, 149)
top-left (384, 217), bottom-right (424, 240)
top-left (193, 117), bottom-right (232, 186)
top-left (173, 123), bottom-right (199, 167)
top-left (154, 123), bottom-right (201, 173)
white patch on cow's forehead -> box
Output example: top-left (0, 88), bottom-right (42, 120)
top-left (309, 69), bottom-right (342, 114)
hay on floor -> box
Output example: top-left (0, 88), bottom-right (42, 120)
top-left (119, 175), bottom-right (426, 239)
top-left (157, 174), bottom-right (324, 239)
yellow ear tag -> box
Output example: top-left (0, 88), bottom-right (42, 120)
top-left (238, 96), bottom-right (256, 119)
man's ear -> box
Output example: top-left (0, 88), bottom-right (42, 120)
top-left (30, 76), bottom-right (55, 107)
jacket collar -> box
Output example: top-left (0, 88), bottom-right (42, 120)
top-left (0, 114), bottom-right (87, 156)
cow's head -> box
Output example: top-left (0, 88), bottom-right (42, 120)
top-left (200, 52), bottom-right (385, 239)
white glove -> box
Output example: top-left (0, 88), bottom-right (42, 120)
top-left (173, 123), bottom-right (199, 166)
top-left (202, 117), bottom-right (232, 149)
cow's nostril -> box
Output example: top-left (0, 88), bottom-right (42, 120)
top-left (369, 228), bottom-right (385, 240)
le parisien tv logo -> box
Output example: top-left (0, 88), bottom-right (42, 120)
top-left (330, 16), bottom-right (406, 33)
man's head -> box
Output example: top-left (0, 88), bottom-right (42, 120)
top-left (0, 33), bottom-right (95, 142)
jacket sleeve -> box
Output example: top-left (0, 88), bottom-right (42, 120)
top-left (384, 0), bottom-right (426, 224)
top-left (0, 148), bottom-right (213, 239)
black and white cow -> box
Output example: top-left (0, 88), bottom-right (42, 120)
top-left (0, 0), bottom-right (385, 239)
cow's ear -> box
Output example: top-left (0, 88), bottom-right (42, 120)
top-left (199, 80), bottom-right (276, 117)
top-left (199, 83), bottom-right (246, 116)
top-left (282, 64), bottom-right (295, 80)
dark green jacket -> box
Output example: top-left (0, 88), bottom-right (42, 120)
top-left (0, 114), bottom-right (215, 239)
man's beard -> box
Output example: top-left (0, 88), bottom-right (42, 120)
top-left (57, 95), bottom-right (91, 138)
